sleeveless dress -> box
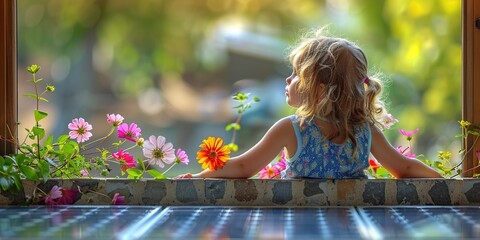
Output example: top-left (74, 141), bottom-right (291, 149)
top-left (281, 115), bottom-right (371, 179)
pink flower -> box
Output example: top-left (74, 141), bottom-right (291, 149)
top-left (80, 169), bottom-right (89, 177)
top-left (142, 135), bottom-right (176, 168)
top-left (112, 149), bottom-right (136, 173)
top-left (118, 123), bottom-right (141, 142)
top-left (175, 148), bottom-right (189, 165)
top-left (107, 113), bottom-right (124, 127)
top-left (259, 164), bottom-right (281, 179)
top-left (399, 128), bottom-right (419, 141)
top-left (396, 146), bottom-right (416, 158)
top-left (44, 185), bottom-right (63, 205)
top-left (259, 151), bottom-right (287, 179)
top-left (382, 113), bottom-right (399, 129)
top-left (112, 193), bottom-right (125, 205)
top-left (68, 118), bottom-right (93, 143)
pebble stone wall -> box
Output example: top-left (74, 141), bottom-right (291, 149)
top-left (1, 178), bottom-right (479, 206)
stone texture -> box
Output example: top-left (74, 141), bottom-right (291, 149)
top-left (465, 182), bottom-right (480, 204)
top-left (142, 180), bottom-right (167, 204)
top-left (205, 180), bottom-right (226, 204)
top-left (396, 181), bottom-right (420, 205)
top-left (272, 181), bottom-right (292, 204)
top-left (1, 178), bottom-right (479, 206)
top-left (428, 180), bottom-right (451, 205)
top-left (175, 180), bottom-right (198, 203)
top-left (363, 181), bottom-right (385, 205)
top-left (234, 180), bottom-right (258, 202)
top-left (304, 179), bottom-right (324, 197)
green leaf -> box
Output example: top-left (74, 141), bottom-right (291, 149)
top-left (126, 168), bottom-right (143, 177)
top-left (61, 142), bottom-right (76, 158)
top-left (0, 156), bottom-right (4, 166)
top-left (12, 174), bottom-right (23, 191)
top-left (38, 96), bottom-right (49, 102)
top-left (147, 169), bottom-right (166, 179)
top-left (468, 130), bottom-right (480, 136)
top-left (137, 157), bottom-right (146, 171)
top-left (34, 110), bottom-right (48, 122)
top-left (23, 93), bottom-right (38, 99)
top-left (376, 167), bottom-right (392, 178)
top-left (57, 135), bottom-right (70, 144)
top-left (20, 166), bottom-right (38, 180)
top-left (38, 161), bottom-right (50, 181)
top-left (253, 97), bottom-right (261, 102)
top-left (32, 126), bottom-right (45, 140)
top-left (0, 177), bottom-right (11, 191)
top-left (227, 143), bottom-right (238, 152)
top-left (45, 135), bottom-right (54, 146)
top-left (225, 123), bottom-right (240, 131)
top-left (13, 154), bottom-right (27, 166)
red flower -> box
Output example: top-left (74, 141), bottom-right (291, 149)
top-left (369, 159), bottom-right (381, 173)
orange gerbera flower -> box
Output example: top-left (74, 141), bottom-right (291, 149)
top-left (197, 137), bottom-right (231, 171)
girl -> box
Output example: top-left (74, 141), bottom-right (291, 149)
top-left (177, 30), bottom-right (442, 179)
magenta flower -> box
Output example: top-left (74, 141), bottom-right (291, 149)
top-left (175, 148), bottom-right (189, 165)
top-left (68, 118), bottom-right (93, 143)
top-left (44, 185), bottom-right (62, 205)
top-left (142, 135), bottom-right (176, 168)
top-left (112, 149), bottom-right (136, 173)
top-left (396, 146), bottom-right (416, 158)
top-left (399, 128), bottom-right (419, 141)
top-left (112, 193), bottom-right (125, 205)
top-left (118, 123), bottom-right (141, 142)
top-left (107, 113), bottom-right (124, 127)
top-left (57, 188), bottom-right (77, 205)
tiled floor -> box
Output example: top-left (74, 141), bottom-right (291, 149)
top-left (0, 206), bottom-right (479, 239)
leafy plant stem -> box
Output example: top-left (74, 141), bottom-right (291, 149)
top-left (83, 127), bottom-right (115, 150)
top-left (32, 72), bottom-right (42, 162)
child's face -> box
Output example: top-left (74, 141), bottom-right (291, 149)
top-left (285, 72), bottom-right (302, 107)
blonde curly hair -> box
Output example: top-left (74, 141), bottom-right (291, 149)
top-left (289, 29), bottom-right (387, 154)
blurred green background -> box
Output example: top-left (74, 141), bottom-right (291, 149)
top-left (17, 0), bottom-right (462, 177)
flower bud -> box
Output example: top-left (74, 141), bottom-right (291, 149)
top-left (27, 64), bottom-right (41, 74)
top-left (136, 137), bottom-right (144, 147)
top-left (46, 85), bottom-right (55, 92)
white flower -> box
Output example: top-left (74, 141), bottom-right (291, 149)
top-left (142, 135), bottom-right (175, 168)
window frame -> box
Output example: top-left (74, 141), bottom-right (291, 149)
top-left (1, 0), bottom-right (479, 176)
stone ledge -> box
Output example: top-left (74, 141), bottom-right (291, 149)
top-left (1, 178), bottom-right (479, 206)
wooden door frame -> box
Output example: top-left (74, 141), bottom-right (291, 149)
top-left (0, 0), bottom-right (17, 156)
top-left (462, 0), bottom-right (480, 177)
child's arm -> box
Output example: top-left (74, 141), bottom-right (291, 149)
top-left (370, 125), bottom-right (442, 178)
top-left (176, 117), bottom-right (297, 179)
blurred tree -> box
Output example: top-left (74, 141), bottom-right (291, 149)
top-left (17, 0), bottom-right (461, 173)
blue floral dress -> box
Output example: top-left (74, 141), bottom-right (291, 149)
top-left (281, 115), bottom-right (371, 179)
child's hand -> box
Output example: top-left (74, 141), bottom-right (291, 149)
top-left (173, 173), bottom-right (194, 179)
